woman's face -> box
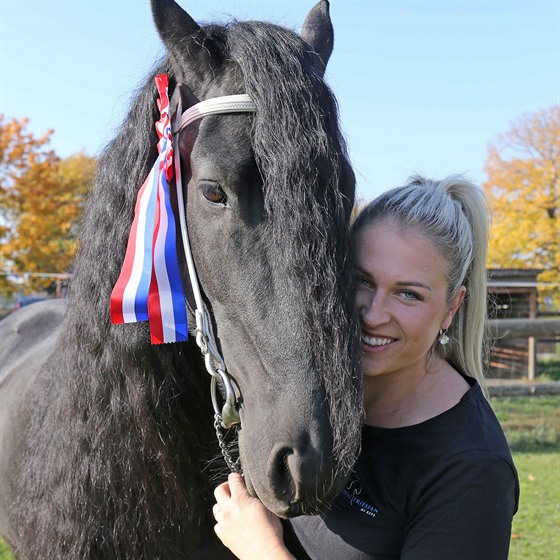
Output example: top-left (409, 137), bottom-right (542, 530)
top-left (354, 219), bottom-right (465, 380)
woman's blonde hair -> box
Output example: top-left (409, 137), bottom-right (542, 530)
top-left (352, 175), bottom-right (491, 393)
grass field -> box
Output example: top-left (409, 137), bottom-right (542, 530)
top-left (492, 395), bottom-right (560, 560)
top-left (0, 395), bottom-right (558, 559)
top-left (0, 540), bottom-right (11, 560)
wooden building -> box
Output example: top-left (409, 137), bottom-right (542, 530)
top-left (486, 268), bottom-right (542, 379)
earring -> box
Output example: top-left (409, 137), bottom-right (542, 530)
top-left (439, 329), bottom-right (450, 345)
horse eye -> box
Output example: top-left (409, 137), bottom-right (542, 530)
top-left (200, 181), bottom-right (227, 205)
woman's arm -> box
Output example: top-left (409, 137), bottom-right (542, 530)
top-left (213, 473), bottom-right (295, 560)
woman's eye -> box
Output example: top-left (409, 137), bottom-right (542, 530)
top-left (200, 181), bottom-right (227, 205)
top-left (401, 290), bottom-right (420, 301)
top-left (356, 275), bottom-right (374, 289)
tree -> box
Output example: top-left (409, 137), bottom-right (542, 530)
top-left (483, 105), bottom-right (559, 307)
top-left (1, 115), bottom-right (96, 296)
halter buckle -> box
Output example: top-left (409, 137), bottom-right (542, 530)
top-left (211, 369), bottom-right (241, 428)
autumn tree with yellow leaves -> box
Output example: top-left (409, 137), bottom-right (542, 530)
top-left (484, 105), bottom-right (559, 307)
top-left (1, 115), bottom-right (96, 296)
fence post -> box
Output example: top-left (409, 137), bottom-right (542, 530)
top-left (528, 337), bottom-right (536, 381)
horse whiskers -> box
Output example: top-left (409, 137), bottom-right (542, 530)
top-left (203, 439), bottom-right (241, 485)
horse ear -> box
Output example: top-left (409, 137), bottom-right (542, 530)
top-left (151, 0), bottom-right (206, 80)
top-left (300, 0), bottom-right (334, 76)
top-left (151, 0), bottom-right (200, 44)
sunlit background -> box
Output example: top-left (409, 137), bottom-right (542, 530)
top-left (2, 0), bottom-right (558, 200)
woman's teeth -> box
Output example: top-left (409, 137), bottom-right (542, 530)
top-left (362, 334), bottom-right (394, 347)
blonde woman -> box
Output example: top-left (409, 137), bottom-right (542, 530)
top-left (213, 176), bottom-right (519, 560)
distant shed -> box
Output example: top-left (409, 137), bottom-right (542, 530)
top-left (486, 268), bottom-right (541, 379)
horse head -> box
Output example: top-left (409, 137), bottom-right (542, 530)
top-left (151, 0), bottom-right (362, 517)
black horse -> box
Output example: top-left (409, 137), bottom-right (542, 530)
top-left (0, 1), bottom-right (362, 558)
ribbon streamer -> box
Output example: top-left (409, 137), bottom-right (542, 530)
top-left (110, 74), bottom-right (188, 344)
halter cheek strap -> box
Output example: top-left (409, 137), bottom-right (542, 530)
top-left (172, 90), bottom-right (256, 429)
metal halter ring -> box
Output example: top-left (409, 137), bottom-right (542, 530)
top-left (211, 368), bottom-right (241, 429)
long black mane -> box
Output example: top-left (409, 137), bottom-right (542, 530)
top-left (12, 61), bottom-right (219, 559)
top-left (225, 22), bottom-right (360, 459)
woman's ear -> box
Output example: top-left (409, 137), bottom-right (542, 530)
top-left (441, 286), bottom-right (466, 330)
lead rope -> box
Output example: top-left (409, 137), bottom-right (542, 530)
top-left (172, 92), bottom-right (256, 473)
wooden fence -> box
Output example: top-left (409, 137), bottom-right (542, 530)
top-left (486, 318), bottom-right (560, 380)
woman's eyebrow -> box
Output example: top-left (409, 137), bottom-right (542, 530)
top-left (355, 265), bottom-right (372, 279)
top-left (395, 280), bottom-right (431, 291)
top-left (355, 266), bottom-right (431, 291)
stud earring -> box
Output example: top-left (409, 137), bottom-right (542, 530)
top-left (439, 329), bottom-right (450, 345)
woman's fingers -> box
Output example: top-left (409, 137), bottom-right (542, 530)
top-left (227, 473), bottom-right (248, 498)
top-left (214, 473), bottom-right (248, 510)
top-left (212, 474), bottom-right (291, 559)
top-left (213, 480), bottom-right (231, 502)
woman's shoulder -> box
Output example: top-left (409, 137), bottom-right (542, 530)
top-left (362, 377), bottom-right (512, 461)
top-left (359, 378), bottom-right (519, 506)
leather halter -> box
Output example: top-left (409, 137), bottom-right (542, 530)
top-left (172, 93), bottom-right (256, 431)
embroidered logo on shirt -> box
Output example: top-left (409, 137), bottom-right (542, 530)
top-left (340, 477), bottom-right (380, 518)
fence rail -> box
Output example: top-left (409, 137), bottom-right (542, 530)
top-left (487, 318), bottom-right (560, 339)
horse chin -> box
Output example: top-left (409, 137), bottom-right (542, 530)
top-left (243, 473), bottom-right (306, 519)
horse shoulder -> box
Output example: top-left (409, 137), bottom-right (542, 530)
top-left (0, 299), bottom-right (65, 544)
top-left (0, 299), bottom-right (65, 380)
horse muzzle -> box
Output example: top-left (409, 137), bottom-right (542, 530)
top-left (239, 417), bottom-right (349, 518)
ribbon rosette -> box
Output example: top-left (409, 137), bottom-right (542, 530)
top-left (110, 74), bottom-right (188, 344)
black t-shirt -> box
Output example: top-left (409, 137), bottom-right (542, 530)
top-left (284, 378), bottom-right (519, 560)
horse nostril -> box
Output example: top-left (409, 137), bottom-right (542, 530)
top-left (267, 445), bottom-right (297, 502)
top-left (267, 441), bottom-right (325, 507)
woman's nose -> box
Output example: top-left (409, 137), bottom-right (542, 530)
top-left (359, 292), bottom-right (389, 326)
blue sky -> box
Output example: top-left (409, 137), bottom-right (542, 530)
top-left (1, 0), bottom-right (558, 201)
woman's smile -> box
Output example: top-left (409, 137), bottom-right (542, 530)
top-left (361, 333), bottom-right (396, 350)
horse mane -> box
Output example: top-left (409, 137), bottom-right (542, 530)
top-left (13, 61), bottom-right (220, 558)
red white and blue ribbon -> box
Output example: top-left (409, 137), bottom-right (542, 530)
top-left (110, 74), bottom-right (188, 344)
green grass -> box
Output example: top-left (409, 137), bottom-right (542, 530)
top-left (1, 396), bottom-right (558, 559)
top-left (491, 395), bottom-right (560, 560)
top-left (0, 539), bottom-right (13, 560)
top-left (492, 395), bottom-right (559, 452)
top-left (537, 358), bottom-right (560, 381)
top-left (508, 453), bottom-right (560, 560)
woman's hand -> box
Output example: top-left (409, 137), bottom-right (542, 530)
top-left (213, 473), bottom-right (294, 560)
